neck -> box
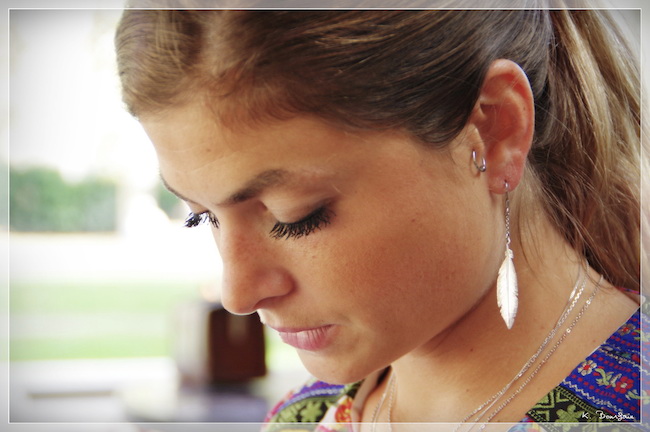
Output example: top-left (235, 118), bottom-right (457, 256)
top-left (383, 215), bottom-right (635, 423)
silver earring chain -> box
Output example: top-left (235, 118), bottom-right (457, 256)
top-left (504, 182), bottom-right (512, 250)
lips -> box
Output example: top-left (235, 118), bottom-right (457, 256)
top-left (272, 325), bottom-right (335, 351)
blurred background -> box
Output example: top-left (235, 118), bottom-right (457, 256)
top-left (7, 7), bottom-right (308, 429)
top-left (4, 2), bottom-right (646, 432)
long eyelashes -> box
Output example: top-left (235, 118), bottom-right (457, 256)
top-left (184, 212), bottom-right (219, 228)
top-left (270, 207), bottom-right (333, 240)
top-left (183, 207), bottom-right (333, 240)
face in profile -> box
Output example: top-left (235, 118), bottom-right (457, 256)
top-left (116, 7), bottom-right (643, 426)
top-left (141, 100), bottom-right (502, 384)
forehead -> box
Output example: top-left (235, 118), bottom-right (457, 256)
top-left (143, 103), bottom-right (364, 165)
top-left (141, 103), bottom-right (234, 173)
top-left (139, 102), bottom-right (395, 203)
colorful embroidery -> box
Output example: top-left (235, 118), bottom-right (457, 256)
top-left (264, 309), bottom-right (644, 431)
top-left (524, 309), bottom-right (644, 428)
top-left (263, 379), bottom-right (360, 432)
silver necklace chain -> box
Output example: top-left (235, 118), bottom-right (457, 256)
top-left (371, 268), bottom-right (600, 432)
top-left (371, 370), bottom-right (395, 432)
top-left (474, 275), bottom-right (602, 428)
top-left (461, 267), bottom-right (590, 426)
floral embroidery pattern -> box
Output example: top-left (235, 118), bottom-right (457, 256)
top-left (578, 360), bottom-right (597, 376)
top-left (614, 376), bottom-right (634, 394)
top-left (334, 397), bottom-right (353, 423)
top-left (525, 309), bottom-right (643, 428)
top-left (555, 405), bottom-right (584, 423)
top-left (263, 380), bottom-right (360, 431)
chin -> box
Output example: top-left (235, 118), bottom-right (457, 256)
top-left (298, 351), bottom-right (379, 385)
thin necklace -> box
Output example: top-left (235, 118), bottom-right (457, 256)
top-left (460, 267), bottom-right (590, 426)
top-left (475, 275), bottom-right (602, 427)
top-left (373, 268), bottom-right (599, 431)
top-left (371, 370), bottom-right (395, 432)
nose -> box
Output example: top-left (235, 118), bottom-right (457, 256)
top-left (217, 228), bottom-right (294, 315)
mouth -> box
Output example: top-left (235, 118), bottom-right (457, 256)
top-left (269, 325), bottom-right (335, 352)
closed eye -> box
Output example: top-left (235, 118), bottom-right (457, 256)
top-left (270, 207), bottom-right (333, 240)
top-left (184, 206), bottom-right (333, 239)
top-left (184, 211), bottom-right (220, 229)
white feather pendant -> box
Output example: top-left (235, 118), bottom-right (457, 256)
top-left (496, 248), bottom-right (518, 329)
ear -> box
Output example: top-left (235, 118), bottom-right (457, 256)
top-left (468, 59), bottom-right (534, 194)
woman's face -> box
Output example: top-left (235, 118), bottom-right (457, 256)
top-left (142, 102), bottom-right (501, 384)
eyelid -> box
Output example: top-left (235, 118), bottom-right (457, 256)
top-left (183, 201), bottom-right (334, 239)
top-left (274, 205), bottom-right (325, 225)
top-left (270, 206), bottom-right (333, 240)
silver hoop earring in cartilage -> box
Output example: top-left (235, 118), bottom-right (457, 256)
top-left (472, 150), bottom-right (487, 172)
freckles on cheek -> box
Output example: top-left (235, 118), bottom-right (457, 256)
top-left (331, 238), bottom-right (411, 300)
top-left (344, 224), bottom-right (467, 306)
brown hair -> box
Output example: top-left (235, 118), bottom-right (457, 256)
top-left (115, 5), bottom-right (642, 291)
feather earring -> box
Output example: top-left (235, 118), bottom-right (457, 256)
top-left (496, 182), bottom-right (518, 329)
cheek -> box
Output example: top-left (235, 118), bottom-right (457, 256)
top-left (349, 223), bottom-right (471, 311)
top-left (316, 187), bottom-right (489, 329)
top-left (293, 194), bottom-right (490, 385)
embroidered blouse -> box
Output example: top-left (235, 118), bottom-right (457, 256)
top-left (262, 307), bottom-right (647, 432)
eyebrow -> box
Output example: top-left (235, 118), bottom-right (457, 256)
top-left (160, 169), bottom-right (290, 207)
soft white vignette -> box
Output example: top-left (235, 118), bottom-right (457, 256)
top-left (1, 1), bottom-right (647, 431)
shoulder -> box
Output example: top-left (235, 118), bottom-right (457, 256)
top-left (525, 307), bottom-right (645, 424)
top-left (263, 377), bottom-right (362, 428)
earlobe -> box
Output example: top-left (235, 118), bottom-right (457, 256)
top-left (469, 59), bottom-right (534, 194)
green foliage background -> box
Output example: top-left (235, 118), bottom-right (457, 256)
top-left (10, 166), bottom-right (117, 232)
